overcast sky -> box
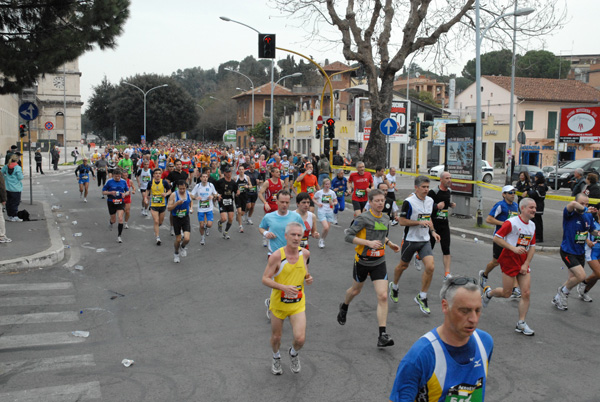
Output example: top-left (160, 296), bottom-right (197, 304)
top-left (79, 0), bottom-right (598, 109)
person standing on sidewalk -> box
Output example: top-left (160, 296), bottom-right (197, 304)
top-left (428, 171), bottom-right (456, 279)
top-left (34, 149), bottom-right (44, 174)
top-left (527, 172), bottom-right (548, 243)
top-left (72, 147), bottom-right (80, 164)
top-left (0, 171), bottom-right (11, 243)
top-left (482, 198), bottom-right (537, 336)
top-left (571, 168), bottom-right (586, 197)
top-left (1, 155), bottom-right (23, 222)
top-left (51, 146), bottom-right (60, 171)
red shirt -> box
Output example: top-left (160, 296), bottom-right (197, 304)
top-left (265, 178), bottom-right (283, 213)
top-left (495, 216), bottom-right (536, 276)
top-left (300, 174), bottom-right (318, 198)
top-left (349, 171), bottom-right (373, 202)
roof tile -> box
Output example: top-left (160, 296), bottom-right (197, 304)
top-left (484, 75), bottom-right (600, 103)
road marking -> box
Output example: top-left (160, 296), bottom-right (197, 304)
top-left (0, 354), bottom-right (95, 375)
top-left (0, 381), bottom-right (101, 401)
top-left (0, 282), bottom-right (73, 291)
top-left (0, 311), bottom-right (79, 326)
top-left (0, 295), bottom-right (75, 307)
top-left (0, 332), bottom-right (87, 351)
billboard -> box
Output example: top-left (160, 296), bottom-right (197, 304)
top-left (355, 98), bottom-right (409, 143)
top-left (445, 123), bottom-right (476, 196)
top-left (432, 118), bottom-right (458, 146)
top-left (559, 106), bottom-right (600, 143)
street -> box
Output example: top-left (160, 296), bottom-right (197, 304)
top-left (1, 169), bottom-right (599, 401)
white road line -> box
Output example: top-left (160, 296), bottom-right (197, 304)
top-left (0, 311), bottom-right (79, 326)
top-left (0, 295), bottom-right (75, 307)
top-left (0, 282), bottom-right (73, 291)
top-left (0, 332), bottom-right (87, 351)
top-left (0, 381), bottom-right (101, 401)
top-left (0, 354), bottom-right (95, 375)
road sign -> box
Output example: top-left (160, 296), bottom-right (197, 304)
top-left (250, 136), bottom-right (255, 142)
top-left (316, 115), bottom-right (323, 130)
top-left (45, 121), bottom-right (54, 130)
top-left (517, 131), bottom-right (526, 144)
top-left (19, 102), bottom-right (39, 121)
top-left (380, 118), bottom-right (398, 136)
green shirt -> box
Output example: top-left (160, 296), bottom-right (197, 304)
top-left (118, 158), bottom-right (133, 174)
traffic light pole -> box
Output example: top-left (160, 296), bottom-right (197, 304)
top-left (27, 121), bottom-right (33, 205)
top-left (416, 119), bottom-right (421, 174)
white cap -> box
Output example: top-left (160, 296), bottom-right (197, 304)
top-left (502, 185), bottom-right (515, 193)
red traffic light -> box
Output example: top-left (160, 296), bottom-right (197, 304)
top-left (19, 124), bottom-right (26, 129)
top-left (326, 118), bottom-right (335, 126)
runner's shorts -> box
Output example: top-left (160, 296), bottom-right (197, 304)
top-left (173, 215), bottom-right (191, 236)
top-left (198, 210), bottom-right (214, 222)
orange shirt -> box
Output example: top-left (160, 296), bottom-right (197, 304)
top-left (300, 174), bottom-right (318, 198)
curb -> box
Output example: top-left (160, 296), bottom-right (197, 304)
top-left (0, 201), bottom-right (65, 272)
top-left (449, 226), bottom-right (560, 253)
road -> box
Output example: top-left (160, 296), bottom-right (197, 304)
top-left (0, 170), bottom-right (599, 401)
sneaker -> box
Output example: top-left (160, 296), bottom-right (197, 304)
top-left (174, 253), bottom-right (180, 263)
top-left (414, 258), bottom-right (422, 271)
top-left (377, 332), bottom-right (395, 347)
top-left (179, 247), bottom-right (187, 257)
top-left (262, 237), bottom-right (268, 247)
top-left (156, 236), bottom-right (161, 246)
top-left (80, 192), bottom-right (82, 198)
top-left (318, 239), bottom-right (325, 249)
top-left (390, 220), bottom-right (398, 226)
top-left (557, 286), bottom-right (568, 309)
top-left (10, 216), bottom-right (22, 222)
top-left (388, 282), bottom-right (399, 303)
top-left (206, 227), bottom-right (210, 236)
top-left (510, 287), bottom-right (522, 299)
top-left (265, 298), bottom-right (271, 319)
top-left (247, 218), bottom-right (253, 225)
top-left (217, 221), bottom-right (223, 233)
top-left (117, 236), bottom-right (123, 243)
top-left (289, 348), bottom-right (300, 373)
top-left (333, 220), bottom-right (338, 226)
top-left (515, 321), bottom-right (535, 336)
top-left (482, 286), bottom-right (492, 308)
top-left (200, 236), bottom-right (205, 245)
top-left (478, 270), bottom-right (487, 288)
top-left (337, 303), bottom-right (347, 325)
top-left (224, 231), bottom-right (230, 240)
top-left (271, 357), bottom-right (283, 375)
top-left (552, 289), bottom-right (567, 311)
top-left (414, 294), bottom-right (430, 315)
top-left (239, 225), bottom-right (244, 233)
top-left (124, 223), bottom-right (129, 229)
top-left (170, 227), bottom-right (175, 236)
top-left (444, 273), bottom-right (452, 281)
top-left (0, 237), bottom-right (12, 243)
top-left (577, 283), bottom-right (593, 302)
top-left (84, 198), bottom-right (87, 203)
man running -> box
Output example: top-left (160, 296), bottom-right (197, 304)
top-left (191, 172), bottom-right (217, 246)
top-left (117, 152), bottom-right (134, 178)
top-left (245, 162), bottom-right (260, 225)
top-left (148, 168), bottom-right (172, 245)
top-left (235, 165), bottom-right (251, 233)
top-left (389, 175), bottom-right (440, 315)
top-left (313, 177), bottom-right (337, 249)
top-left (262, 221), bottom-right (313, 375)
top-left (428, 171), bottom-right (456, 279)
top-left (259, 166), bottom-right (283, 214)
top-left (348, 161), bottom-right (373, 217)
top-left (168, 180), bottom-right (193, 263)
top-left (295, 163), bottom-right (320, 212)
top-left (215, 167), bottom-right (239, 240)
top-left (101, 168), bottom-right (129, 243)
top-left (136, 159), bottom-right (153, 216)
top-left (336, 189), bottom-right (400, 347)
top-left (95, 154), bottom-right (109, 197)
top-left (166, 159), bottom-right (189, 236)
top-left (331, 169), bottom-right (348, 225)
top-left (482, 198), bottom-right (537, 336)
top-left (75, 158), bottom-right (95, 202)
top-left (295, 192), bottom-right (319, 250)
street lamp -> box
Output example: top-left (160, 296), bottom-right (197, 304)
top-left (475, 1), bottom-right (534, 225)
top-left (271, 72), bottom-right (302, 148)
top-left (210, 96), bottom-right (229, 131)
top-left (225, 67), bottom-right (255, 129)
top-left (122, 82), bottom-right (168, 142)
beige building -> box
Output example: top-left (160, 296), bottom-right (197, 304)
top-left (0, 93), bottom-right (19, 160)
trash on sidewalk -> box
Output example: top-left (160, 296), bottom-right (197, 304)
top-left (73, 233), bottom-right (82, 237)
top-left (64, 245), bottom-right (70, 249)
top-left (71, 330), bottom-right (89, 338)
top-left (51, 205), bottom-right (60, 211)
top-left (461, 234), bottom-right (466, 238)
top-left (96, 248), bottom-right (107, 253)
top-left (72, 221), bottom-right (77, 225)
top-left (74, 265), bottom-right (84, 271)
top-left (64, 191), bottom-right (68, 194)
top-left (121, 359), bottom-right (134, 367)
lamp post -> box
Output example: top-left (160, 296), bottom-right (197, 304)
top-left (475, 1), bottom-right (534, 225)
top-left (271, 72), bottom-right (302, 149)
top-left (210, 96), bottom-right (229, 131)
top-left (226, 67), bottom-right (255, 129)
top-left (122, 82), bottom-right (168, 142)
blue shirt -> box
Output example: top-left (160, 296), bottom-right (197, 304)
top-left (102, 179), bottom-right (129, 204)
top-left (561, 208), bottom-right (598, 255)
top-left (390, 328), bottom-right (493, 402)
top-left (171, 190), bottom-right (191, 217)
top-left (488, 199), bottom-right (519, 234)
top-left (331, 176), bottom-right (348, 198)
top-left (75, 164), bottom-right (94, 179)
top-left (259, 211), bottom-right (304, 253)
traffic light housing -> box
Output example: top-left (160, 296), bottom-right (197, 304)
top-left (258, 34), bottom-right (276, 59)
top-left (409, 121), bottom-right (417, 139)
top-left (265, 125), bottom-right (271, 136)
top-left (326, 118), bottom-right (335, 139)
top-left (315, 127), bottom-right (321, 139)
top-left (19, 124), bottom-right (26, 138)
top-left (420, 120), bottom-right (432, 140)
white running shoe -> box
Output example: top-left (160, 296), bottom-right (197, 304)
top-left (239, 225), bottom-right (244, 233)
top-left (180, 247), bottom-right (187, 257)
top-left (263, 238), bottom-right (268, 247)
top-left (170, 227), bottom-right (175, 236)
top-left (200, 235), bottom-right (205, 245)
top-left (156, 236), bottom-right (161, 246)
top-left (414, 258), bottom-right (423, 271)
top-left (117, 236), bottom-right (123, 243)
top-left (247, 218), bottom-right (253, 225)
top-left (205, 227), bottom-right (210, 236)
top-left (318, 239), bottom-right (325, 249)
top-left (289, 348), bottom-right (301, 373)
top-left (84, 198), bottom-right (87, 203)
top-left (577, 282), bottom-right (592, 302)
top-left (271, 357), bottom-right (282, 375)
top-left (515, 321), bottom-right (535, 336)
top-left (124, 223), bottom-right (129, 229)
top-left (478, 270), bottom-right (487, 288)
top-left (174, 253), bottom-right (180, 263)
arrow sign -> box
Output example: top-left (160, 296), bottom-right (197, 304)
top-left (19, 102), bottom-right (39, 121)
top-left (380, 118), bottom-right (398, 136)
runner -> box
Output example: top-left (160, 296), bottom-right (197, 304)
top-left (191, 172), bottom-right (217, 246)
top-left (280, 154), bottom-right (291, 191)
top-left (167, 180), bottom-right (193, 263)
top-left (336, 189), bottom-right (400, 347)
top-left (482, 198), bottom-right (536, 336)
top-left (122, 173), bottom-right (136, 229)
top-left (389, 277), bottom-right (493, 401)
top-left (136, 159), bottom-right (153, 216)
top-left (148, 168), bottom-right (172, 245)
top-left (389, 175), bottom-right (441, 315)
top-left (261, 221), bottom-right (313, 375)
top-left (428, 171), bottom-right (456, 279)
top-left (578, 202), bottom-right (600, 302)
top-left (101, 168), bottom-right (129, 243)
top-left (479, 185), bottom-right (521, 299)
top-left (348, 161), bottom-right (373, 217)
top-left (234, 164), bottom-right (251, 233)
top-left (166, 160), bottom-right (189, 236)
top-left (331, 168), bottom-right (348, 225)
top-left (313, 178), bottom-right (337, 249)
top-left (117, 152), bottom-right (134, 178)
top-left (259, 166), bottom-right (283, 215)
top-left (215, 167), bottom-right (239, 240)
top-left (364, 183), bottom-right (399, 226)
top-left (385, 167), bottom-right (398, 201)
top-left (372, 166), bottom-right (387, 189)
top-left (295, 162), bottom-right (320, 212)
top-left (245, 162), bottom-right (260, 225)
top-left (295, 192), bottom-right (319, 250)
top-left (75, 158), bottom-right (95, 202)
top-left (95, 154), bottom-right (108, 197)
top-left (552, 193), bottom-right (599, 311)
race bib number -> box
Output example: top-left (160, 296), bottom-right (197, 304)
top-left (509, 211), bottom-right (519, 218)
top-left (142, 176), bottom-right (151, 182)
top-left (322, 195), bottom-right (332, 204)
top-left (418, 214), bottom-right (431, 221)
top-left (336, 190), bottom-right (344, 197)
top-left (239, 184), bottom-right (247, 192)
top-left (152, 195), bottom-right (164, 204)
top-left (199, 200), bottom-right (210, 208)
top-left (575, 231), bottom-right (588, 244)
top-left (249, 186), bottom-right (257, 193)
top-left (176, 210), bottom-right (187, 218)
top-left (270, 195), bottom-right (277, 203)
top-left (112, 198), bottom-right (123, 205)
top-left (80, 175), bottom-right (88, 180)
top-left (366, 247), bottom-right (385, 258)
top-left (436, 209), bottom-right (449, 219)
top-left (300, 239), bottom-right (308, 247)
top-left (355, 189), bottom-right (366, 198)
top-left (281, 286), bottom-right (303, 303)
top-left (223, 198), bottom-right (233, 206)
top-left (98, 168), bottom-right (106, 172)
top-left (444, 378), bottom-right (484, 402)
top-left (517, 233), bottom-right (532, 248)
top-left (307, 186), bottom-right (316, 194)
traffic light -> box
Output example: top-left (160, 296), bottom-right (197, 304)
top-left (420, 120), bottom-right (432, 140)
top-left (265, 125), bottom-right (271, 136)
top-left (326, 118), bottom-right (335, 139)
top-left (19, 124), bottom-right (26, 138)
top-left (258, 34), bottom-right (276, 59)
top-left (409, 121), bottom-right (417, 140)
top-left (315, 127), bottom-right (321, 139)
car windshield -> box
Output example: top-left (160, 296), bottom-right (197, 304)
top-left (562, 160), bottom-right (592, 169)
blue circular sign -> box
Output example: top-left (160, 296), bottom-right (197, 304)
top-left (19, 102), bottom-right (39, 121)
top-left (380, 118), bottom-right (398, 136)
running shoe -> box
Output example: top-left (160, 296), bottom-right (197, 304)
top-left (482, 286), bottom-right (492, 308)
top-left (271, 357), bottom-right (282, 375)
top-left (217, 221), bottom-right (223, 233)
top-left (552, 288), bottom-right (567, 311)
top-left (388, 282), bottom-right (399, 303)
top-left (247, 218), bottom-right (253, 225)
top-left (289, 348), bottom-right (300, 373)
top-left (377, 332), bottom-right (395, 347)
top-left (156, 236), bottom-right (162, 246)
top-left (170, 227), bottom-right (175, 236)
top-left (390, 220), bottom-right (398, 226)
top-left (414, 294), bottom-right (430, 314)
top-left (0, 237), bottom-right (12, 243)
top-left (557, 286), bottom-right (568, 308)
top-left (577, 283), bottom-right (593, 302)
top-left (515, 321), bottom-right (535, 336)
top-left (239, 225), bottom-right (244, 233)
top-left (174, 253), bottom-right (180, 263)
top-left (124, 223), bottom-right (129, 229)
top-left (224, 231), bottom-right (230, 240)
top-left (510, 287), bottom-right (522, 299)
top-left (478, 270), bottom-right (487, 288)
top-left (414, 258), bottom-right (422, 271)
top-left (333, 219), bottom-right (338, 226)
top-left (200, 235), bottom-right (205, 246)
top-left (80, 192), bottom-right (82, 198)
top-left (206, 227), bottom-right (210, 236)
top-left (117, 236), bottom-right (123, 243)
top-left (337, 303), bottom-right (347, 325)
top-left (101, 195), bottom-right (105, 199)
top-left (318, 239), bottom-right (325, 249)
top-left (84, 198), bottom-right (87, 203)
top-left (180, 246), bottom-right (187, 257)
top-left (443, 273), bottom-right (452, 281)
top-left (265, 298), bottom-right (271, 319)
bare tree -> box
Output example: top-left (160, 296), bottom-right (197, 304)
top-left (272, 0), bottom-right (566, 168)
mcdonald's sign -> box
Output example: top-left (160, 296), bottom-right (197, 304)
top-left (340, 126), bottom-right (348, 134)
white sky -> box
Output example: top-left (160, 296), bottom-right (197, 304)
top-left (79, 0), bottom-right (598, 110)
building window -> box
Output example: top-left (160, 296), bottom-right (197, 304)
top-left (331, 75), bottom-right (342, 81)
top-left (56, 112), bottom-right (64, 128)
top-left (524, 110), bottom-right (534, 130)
top-left (547, 111), bottom-right (558, 139)
top-left (264, 100), bottom-right (271, 117)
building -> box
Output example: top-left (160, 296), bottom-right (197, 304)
top-left (0, 93), bottom-right (19, 160)
top-left (393, 75), bottom-right (448, 106)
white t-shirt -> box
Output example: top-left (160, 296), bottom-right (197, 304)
top-left (373, 175), bottom-right (385, 189)
top-left (191, 182), bottom-right (217, 213)
top-left (313, 189), bottom-right (336, 215)
top-left (386, 173), bottom-right (397, 193)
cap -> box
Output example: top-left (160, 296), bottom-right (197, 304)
top-left (502, 185), bottom-right (516, 193)
top-left (10, 145), bottom-right (17, 150)
top-left (535, 171), bottom-right (544, 179)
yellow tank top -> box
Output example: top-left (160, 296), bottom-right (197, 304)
top-left (269, 247), bottom-right (307, 312)
top-left (150, 180), bottom-right (166, 207)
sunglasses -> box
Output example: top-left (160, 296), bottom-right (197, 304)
top-left (505, 191), bottom-right (515, 195)
top-left (446, 277), bottom-right (478, 287)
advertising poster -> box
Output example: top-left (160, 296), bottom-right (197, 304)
top-left (433, 118), bottom-right (458, 146)
top-left (559, 106), bottom-right (600, 143)
top-left (445, 123), bottom-right (475, 196)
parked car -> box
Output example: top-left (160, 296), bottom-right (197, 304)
top-left (429, 160), bottom-right (494, 183)
top-left (547, 158), bottom-right (600, 189)
top-left (542, 166), bottom-right (556, 177)
top-left (511, 165), bottom-right (543, 182)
